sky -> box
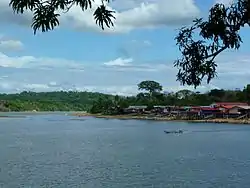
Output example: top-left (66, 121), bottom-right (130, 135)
top-left (0, 0), bottom-right (250, 96)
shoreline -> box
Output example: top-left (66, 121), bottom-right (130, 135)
top-left (72, 112), bottom-right (250, 125)
top-left (0, 115), bottom-right (27, 118)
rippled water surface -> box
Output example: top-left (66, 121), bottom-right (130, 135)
top-left (1, 113), bottom-right (250, 187)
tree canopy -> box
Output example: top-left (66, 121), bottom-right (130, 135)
top-left (0, 91), bottom-right (113, 111)
top-left (9, 0), bottom-right (115, 34)
top-left (0, 82), bottom-right (250, 113)
top-left (175, 0), bottom-right (250, 88)
top-left (137, 80), bottom-right (163, 94)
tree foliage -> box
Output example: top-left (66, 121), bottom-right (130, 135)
top-left (0, 91), bottom-right (113, 111)
top-left (89, 80), bottom-right (250, 115)
top-left (0, 82), bottom-right (250, 113)
top-left (9, 0), bottom-right (115, 34)
top-left (137, 80), bottom-right (163, 94)
top-left (175, 0), bottom-right (250, 88)
top-left (89, 95), bottom-right (129, 115)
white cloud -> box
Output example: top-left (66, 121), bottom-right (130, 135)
top-left (0, 49), bottom-right (249, 95)
top-left (103, 57), bottom-right (172, 72)
top-left (0, 0), bottom-right (32, 25)
top-left (0, 39), bottom-right (24, 51)
top-left (216, 53), bottom-right (250, 75)
top-left (143, 40), bottom-right (151, 46)
top-left (63, 0), bottom-right (200, 33)
top-left (0, 52), bottom-right (84, 70)
top-left (103, 57), bottom-right (133, 66)
top-left (215, 0), bottom-right (234, 6)
top-left (0, 0), bottom-right (200, 33)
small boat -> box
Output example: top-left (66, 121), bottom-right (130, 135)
top-left (164, 130), bottom-right (183, 134)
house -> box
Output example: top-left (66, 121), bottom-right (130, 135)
top-left (229, 106), bottom-right (250, 115)
top-left (210, 102), bottom-right (249, 113)
top-left (190, 106), bottom-right (221, 116)
top-left (124, 106), bottom-right (147, 114)
top-left (152, 106), bottom-right (166, 113)
top-left (152, 106), bottom-right (175, 113)
top-left (200, 107), bottom-right (221, 116)
top-left (211, 102), bottom-right (248, 108)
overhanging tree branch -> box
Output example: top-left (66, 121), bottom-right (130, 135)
top-left (9, 0), bottom-right (115, 33)
top-left (174, 0), bottom-right (249, 88)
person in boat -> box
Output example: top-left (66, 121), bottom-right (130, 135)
top-left (164, 130), bottom-right (183, 134)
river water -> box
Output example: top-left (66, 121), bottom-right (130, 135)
top-left (1, 113), bottom-right (250, 187)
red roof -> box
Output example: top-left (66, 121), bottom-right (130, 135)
top-left (220, 105), bottom-right (235, 109)
top-left (190, 106), bottom-right (220, 111)
top-left (214, 102), bottom-right (248, 106)
top-left (200, 107), bottom-right (219, 111)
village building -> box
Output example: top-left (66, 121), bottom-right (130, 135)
top-left (229, 106), bottom-right (250, 115)
top-left (151, 106), bottom-right (177, 114)
top-left (210, 102), bottom-right (249, 114)
top-left (122, 101), bottom-right (250, 118)
top-left (189, 106), bottom-right (222, 117)
top-left (152, 106), bottom-right (167, 113)
top-left (124, 106), bottom-right (147, 114)
top-left (210, 102), bottom-right (248, 107)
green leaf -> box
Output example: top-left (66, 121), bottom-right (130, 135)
top-left (94, 5), bottom-right (115, 30)
top-left (31, 4), bottom-right (60, 34)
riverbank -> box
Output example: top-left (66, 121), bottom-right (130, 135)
top-left (72, 112), bottom-right (250, 124)
top-left (189, 119), bottom-right (250, 124)
top-left (0, 115), bottom-right (26, 118)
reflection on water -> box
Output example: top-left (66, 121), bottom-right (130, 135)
top-left (0, 113), bottom-right (250, 187)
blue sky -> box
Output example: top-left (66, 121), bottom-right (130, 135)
top-left (0, 0), bottom-right (250, 95)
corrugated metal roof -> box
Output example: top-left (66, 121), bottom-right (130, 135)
top-left (153, 106), bottom-right (166, 108)
top-left (213, 102), bottom-right (248, 106)
top-left (234, 106), bottom-right (250, 110)
top-left (221, 105), bottom-right (235, 109)
top-left (128, 106), bottom-right (147, 109)
top-left (200, 107), bottom-right (219, 111)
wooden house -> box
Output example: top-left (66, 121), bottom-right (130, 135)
top-left (189, 106), bottom-right (222, 116)
top-left (152, 106), bottom-right (166, 113)
top-left (124, 105), bottom-right (147, 114)
top-left (152, 105), bottom-right (176, 114)
top-left (210, 102), bottom-right (249, 113)
top-left (229, 106), bottom-right (250, 115)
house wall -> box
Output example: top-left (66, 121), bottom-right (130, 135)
top-left (228, 107), bottom-right (240, 114)
top-left (163, 109), bottom-right (169, 113)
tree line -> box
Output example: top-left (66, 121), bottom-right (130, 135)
top-left (0, 91), bottom-right (112, 112)
top-left (90, 80), bottom-right (250, 115)
top-left (0, 80), bottom-right (249, 113)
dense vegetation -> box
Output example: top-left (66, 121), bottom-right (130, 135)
top-left (1, 80), bottom-right (248, 114)
top-left (89, 85), bottom-right (250, 115)
top-left (0, 91), bottom-right (113, 112)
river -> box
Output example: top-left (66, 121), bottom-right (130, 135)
top-left (0, 113), bottom-right (250, 187)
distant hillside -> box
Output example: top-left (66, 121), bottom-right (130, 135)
top-left (0, 91), bottom-right (113, 112)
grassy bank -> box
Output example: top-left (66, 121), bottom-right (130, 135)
top-left (72, 112), bottom-right (250, 124)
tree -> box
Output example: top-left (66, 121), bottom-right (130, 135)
top-left (137, 80), bottom-right (163, 96)
top-left (176, 89), bottom-right (194, 99)
top-left (9, 0), bottom-right (115, 34)
top-left (243, 84), bottom-right (250, 103)
top-left (209, 89), bottom-right (226, 98)
top-left (174, 0), bottom-right (249, 88)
